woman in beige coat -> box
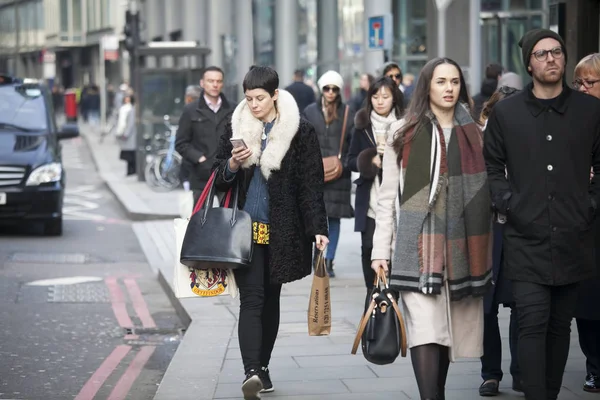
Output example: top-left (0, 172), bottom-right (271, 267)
top-left (371, 57), bottom-right (493, 400)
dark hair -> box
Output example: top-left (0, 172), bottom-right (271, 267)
top-left (392, 57), bottom-right (472, 165)
top-left (125, 94), bottom-right (135, 105)
top-left (485, 63), bottom-right (503, 80)
top-left (202, 66), bottom-right (224, 79)
top-left (365, 76), bottom-right (405, 119)
top-left (383, 62), bottom-right (403, 82)
top-left (479, 86), bottom-right (519, 125)
top-left (294, 69), bottom-right (304, 78)
top-left (243, 65), bottom-right (279, 96)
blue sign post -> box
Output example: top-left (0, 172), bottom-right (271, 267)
top-left (367, 14), bottom-right (392, 51)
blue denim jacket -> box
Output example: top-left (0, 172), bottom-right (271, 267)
top-left (225, 121), bottom-right (273, 223)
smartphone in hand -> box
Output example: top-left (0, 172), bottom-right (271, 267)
top-left (229, 138), bottom-right (248, 149)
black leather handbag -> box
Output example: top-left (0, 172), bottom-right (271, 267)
top-left (180, 172), bottom-right (253, 270)
top-left (351, 268), bottom-right (407, 365)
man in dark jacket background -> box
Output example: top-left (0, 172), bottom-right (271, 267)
top-left (285, 69), bottom-right (316, 113)
top-left (472, 63), bottom-right (503, 120)
top-left (483, 29), bottom-right (600, 400)
top-left (175, 66), bottom-right (233, 204)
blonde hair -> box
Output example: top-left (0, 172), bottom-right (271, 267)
top-left (575, 53), bottom-right (600, 77)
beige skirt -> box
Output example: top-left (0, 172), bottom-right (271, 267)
top-left (401, 281), bottom-right (484, 361)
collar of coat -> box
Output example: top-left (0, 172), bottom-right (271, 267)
top-left (231, 89), bottom-right (300, 180)
top-left (524, 81), bottom-right (571, 117)
top-left (197, 91), bottom-right (231, 112)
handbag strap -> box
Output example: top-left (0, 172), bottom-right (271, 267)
top-left (192, 171), bottom-right (216, 215)
top-left (351, 298), bottom-right (377, 355)
top-left (337, 105), bottom-right (350, 160)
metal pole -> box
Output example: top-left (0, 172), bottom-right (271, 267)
top-left (129, 0), bottom-right (144, 181)
top-left (437, 7), bottom-right (446, 58)
top-left (99, 37), bottom-right (107, 134)
top-left (14, 2), bottom-right (20, 76)
top-left (469, 0), bottom-right (481, 94)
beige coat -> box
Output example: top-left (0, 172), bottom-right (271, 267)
top-left (371, 120), bottom-right (483, 361)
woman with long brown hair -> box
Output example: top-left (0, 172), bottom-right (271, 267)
top-left (371, 57), bottom-right (493, 399)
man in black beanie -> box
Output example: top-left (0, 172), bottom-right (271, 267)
top-left (484, 29), bottom-right (600, 400)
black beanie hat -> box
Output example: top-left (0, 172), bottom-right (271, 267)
top-left (518, 29), bottom-right (567, 75)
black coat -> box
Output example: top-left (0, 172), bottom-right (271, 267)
top-left (484, 83), bottom-right (600, 286)
top-left (472, 78), bottom-right (498, 121)
top-left (212, 90), bottom-right (328, 285)
top-left (483, 223), bottom-right (514, 314)
top-left (347, 108), bottom-right (380, 232)
top-left (175, 93), bottom-right (233, 190)
top-left (575, 216), bottom-right (600, 320)
top-left (285, 81), bottom-right (316, 114)
top-left (303, 99), bottom-right (355, 219)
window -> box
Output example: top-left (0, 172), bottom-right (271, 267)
top-left (100, 0), bottom-right (110, 27)
top-left (72, 0), bottom-right (82, 33)
top-left (87, 0), bottom-right (97, 30)
top-left (392, 0), bottom-right (428, 76)
top-left (60, 0), bottom-right (68, 33)
top-left (0, 85), bottom-right (48, 131)
top-left (35, 0), bottom-right (44, 30)
top-left (482, 0), bottom-right (543, 11)
top-left (252, 0), bottom-right (275, 67)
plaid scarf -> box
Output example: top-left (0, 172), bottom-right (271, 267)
top-left (391, 103), bottom-right (492, 301)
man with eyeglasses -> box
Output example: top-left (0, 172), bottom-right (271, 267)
top-left (382, 62), bottom-right (405, 93)
top-left (484, 29), bottom-right (600, 400)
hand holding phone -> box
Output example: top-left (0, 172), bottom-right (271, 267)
top-left (229, 138), bottom-right (252, 171)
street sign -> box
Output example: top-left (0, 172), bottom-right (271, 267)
top-left (102, 35), bottom-right (120, 61)
top-left (367, 14), bottom-right (392, 51)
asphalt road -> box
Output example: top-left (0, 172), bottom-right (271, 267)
top-left (0, 136), bottom-right (183, 400)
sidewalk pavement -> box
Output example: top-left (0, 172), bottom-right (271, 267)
top-left (82, 125), bottom-right (597, 399)
top-left (81, 126), bottom-right (181, 220)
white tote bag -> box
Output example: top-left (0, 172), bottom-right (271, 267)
top-left (173, 218), bottom-right (238, 298)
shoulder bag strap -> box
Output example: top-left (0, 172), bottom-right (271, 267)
top-left (351, 299), bottom-right (377, 355)
top-left (337, 105), bottom-right (350, 160)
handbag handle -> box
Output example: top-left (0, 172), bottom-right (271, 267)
top-left (201, 174), bottom-right (240, 227)
top-left (192, 171), bottom-right (216, 216)
top-left (337, 105), bottom-right (350, 160)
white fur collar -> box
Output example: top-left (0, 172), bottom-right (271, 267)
top-left (230, 89), bottom-right (300, 180)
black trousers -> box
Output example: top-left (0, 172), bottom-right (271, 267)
top-left (360, 217), bottom-right (377, 291)
top-left (512, 281), bottom-right (579, 400)
top-left (481, 302), bottom-right (520, 382)
top-left (234, 244), bottom-right (282, 374)
top-left (576, 318), bottom-right (600, 376)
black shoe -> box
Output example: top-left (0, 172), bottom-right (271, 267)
top-left (241, 370), bottom-right (263, 400)
top-left (584, 373), bottom-right (600, 392)
top-left (325, 259), bottom-right (335, 278)
top-left (512, 376), bottom-right (523, 393)
top-left (259, 366), bottom-right (274, 393)
top-left (479, 380), bottom-right (499, 396)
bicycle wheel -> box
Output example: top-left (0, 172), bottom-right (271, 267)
top-left (144, 157), bottom-right (167, 192)
top-left (153, 150), bottom-right (182, 191)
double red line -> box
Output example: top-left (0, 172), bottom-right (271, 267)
top-left (74, 277), bottom-right (157, 400)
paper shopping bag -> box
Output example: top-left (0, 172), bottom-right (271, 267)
top-left (173, 218), bottom-right (238, 298)
top-left (307, 251), bottom-right (331, 336)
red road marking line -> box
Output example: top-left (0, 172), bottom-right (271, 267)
top-left (74, 345), bottom-right (132, 400)
top-left (107, 346), bottom-right (156, 400)
top-left (124, 278), bottom-right (156, 328)
top-left (105, 277), bottom-right (134, 328)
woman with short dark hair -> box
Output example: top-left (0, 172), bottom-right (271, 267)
top-left (212, 66), bottom-right (329, 400)
top-left (371, 57), bottom-right (493, 399)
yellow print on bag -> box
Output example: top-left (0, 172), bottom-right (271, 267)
top-left (189, 268), bottom-right (227, 296)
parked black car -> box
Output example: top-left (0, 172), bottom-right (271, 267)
top-left (0, 75), bottom-right (79, 235)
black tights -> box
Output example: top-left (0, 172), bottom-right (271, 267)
top-left (410, 344), bottom-right (451, 400)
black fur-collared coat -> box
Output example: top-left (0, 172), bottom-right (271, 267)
top-left (212, 89), bottom-right (329, 284)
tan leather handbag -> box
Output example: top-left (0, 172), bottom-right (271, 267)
top-left (322, 105), bottom-right (349, 183)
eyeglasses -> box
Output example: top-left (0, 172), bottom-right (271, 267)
top-left (387, 74), bottom-right (402, 80)
top-left (498, 86), bottom-right (518, 95)
top-left (531, 46), bottom-right (564, 62)
top-left (323, 86), bottom-right (340, 93)
top-left (573, 78), bottom-right (600, 90)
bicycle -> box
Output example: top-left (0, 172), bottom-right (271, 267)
top-left (144, 115), bottom-right (182, 192)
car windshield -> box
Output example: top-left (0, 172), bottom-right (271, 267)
top-left (0, 85), bottom-right (47, 131)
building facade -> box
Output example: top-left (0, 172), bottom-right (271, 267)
top-left (1, 0), bottom-right (550, 96)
